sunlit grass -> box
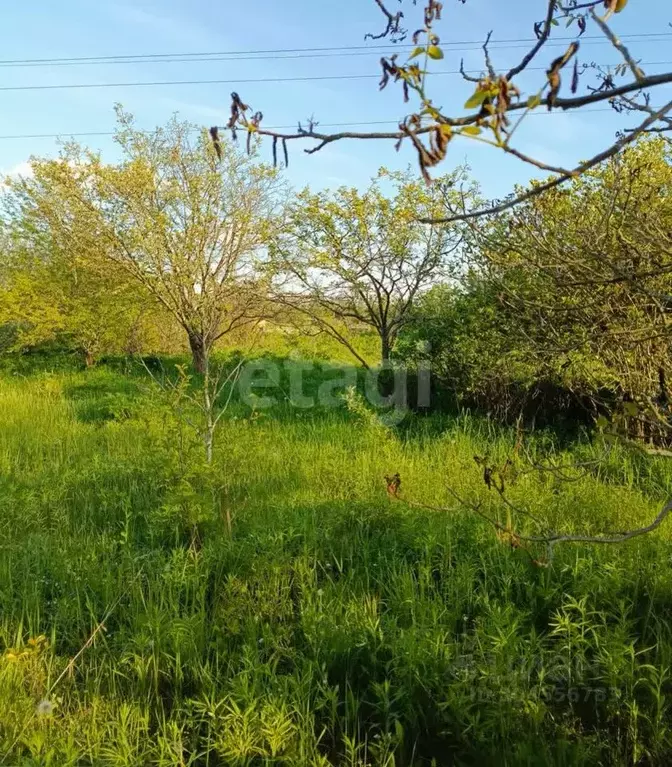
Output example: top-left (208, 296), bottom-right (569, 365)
top-left (1, 361), bottom-right (672, 765)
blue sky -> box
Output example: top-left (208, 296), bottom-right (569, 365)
top-left (1, 0), bottom-right (670, 198)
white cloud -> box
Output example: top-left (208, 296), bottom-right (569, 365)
top-left (4, 161), bottom-right (33, 181)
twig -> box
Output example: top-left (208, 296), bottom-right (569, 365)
top-left (483, 31), bottom-right (496, 80)
top-left (422, 97), bottom-right (672, 223)
top-left (506, 0), bottom-right (557, 81)
top-left (365, 0), bottom-right (405, 41)
top-left (590, 8), bottom-right (645, 82)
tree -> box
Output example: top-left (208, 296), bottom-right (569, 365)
top-left (0, 190), bottom-right (156, 364)
top-left (215, 1), bottom-right (672, 221)
top-left (269, 169), bottom-right (464, 367)
top-left (400, 137), bottom-right (672, 427)
top-left (8, 108), bottom-right (282, 374)
top-left (469, 137), bottom-right (672, 425)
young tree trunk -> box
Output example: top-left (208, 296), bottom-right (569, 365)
top-left (188, 331), bottom-right (208, 375)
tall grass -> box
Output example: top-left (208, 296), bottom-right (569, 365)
top-left (1, 361), bottom-right (671, 765)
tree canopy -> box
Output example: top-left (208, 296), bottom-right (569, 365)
top-left (269, 169), bottom-right (466, 366)
top-left (5, 108), bottom-right (283, 373)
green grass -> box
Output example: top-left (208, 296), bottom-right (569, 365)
top-left (1, 359), bottom-right (672, 765)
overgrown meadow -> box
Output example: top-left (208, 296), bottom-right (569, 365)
top-left (1, 354), bottom-right (672, 766)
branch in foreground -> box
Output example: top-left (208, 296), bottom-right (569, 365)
top-left (212, 0), bottom-right (672, 220)
top-left (366, 0), bottom-right (406, 41)
top-left (421, 98), bottom-right (672, 223)
top-left (242, 72), bottom-right (672, 158)
top-left (386, 471), bottom-right (672, 565)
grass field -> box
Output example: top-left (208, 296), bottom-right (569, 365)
top-left (1, 356), bottom-right (672, 765)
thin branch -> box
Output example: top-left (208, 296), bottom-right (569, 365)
top-left (227, 73), bottom-right (672, 160)
top-left (506, 0), bottom-right (556, 81)
top-left (500, 144), bottom-right (572, 175)
top-left (422, 97), bottom-right (672, 224)
top-left (365, 0), bottom-right (405, 41)
top-left (399, 483), bottom-right (672, 553)
top-left (482, 31), bottom-right (496, 80)
top-left (460, 58), bottom-right (481, 83)
top-left (590, 7), bottom-right (645, 82)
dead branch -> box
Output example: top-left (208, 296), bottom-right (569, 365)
top-left (366, 0), bottom-right (406, 42)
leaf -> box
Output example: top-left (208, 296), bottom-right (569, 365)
top-left (427, 45), bottom-right (444, 60)
top-left (527, 94), bottom-right (542, 109)
top-left (461, 126), bottom-right (482, 136)
top-left (409, 46), bottom-right (425, 60)
top-left (439, 124), bottom-right (453, 136)
top-left (464, 89), bottom-right (489, 109)
top-left (596, 415), bottom-right (609, 430)
top-left (623, 401), bottom-right (639, 417)
top-left (420, 104), bottom-right (441, 120)
top-left (615, 0), bottom-right (628, 11)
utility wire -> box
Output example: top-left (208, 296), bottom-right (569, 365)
top-left (0, 32), bottom-right (669, 67)
top-left (0, 60), bottom-right (670, 93)
top-left (0, 107), bottom-right (650, 142)
top-left (1, 36), bottom-right (671, 68)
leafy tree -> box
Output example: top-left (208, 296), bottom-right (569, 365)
top-left (0, 196), bottom-right (155, 364)
top-left (474, 138), bottom-right (672, 415)
top-left (403, 137), bottom-right (672, 427)
top-left (7, 108), bottom-right (282, 374)
top-left (269, 169), bottom-right (465, 367)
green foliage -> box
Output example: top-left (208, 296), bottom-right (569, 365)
top-left (2, 108), bottom-right (282, 373)
top-left (269, 167), bottom-right (467, 366)
top-left (399, 137), bottom-right (672, 428)
top-left (1, 359), bottom-right (672, 764)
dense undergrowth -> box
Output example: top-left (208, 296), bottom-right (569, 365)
top-left (1, 356), bottom-right (672, 765)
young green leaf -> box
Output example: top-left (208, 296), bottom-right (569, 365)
top-left (464, 89), bottom-right (489, 110)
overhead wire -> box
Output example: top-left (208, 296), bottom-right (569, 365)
top-left (0, 31), bottom-right (669, 67)
top-left (0, 59), bottom-right (670, 92)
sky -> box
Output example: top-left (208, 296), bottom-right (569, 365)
top-left (1, 0), bottom-right (671, 200)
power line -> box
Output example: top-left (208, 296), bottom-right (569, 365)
top-left (3, 39), bottom-right (672, 68)
top-left (3, 37), bottom-right (671, 68)
top-left (0, 60), bottom-right (669, 93)
top-left (0, 32), bottom-right (669, 67)
top-left (0, 108), bottom-right (648, 142)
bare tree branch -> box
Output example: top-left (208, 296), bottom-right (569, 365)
top-left (589, 7), bottom-right (645, 82)
top-left (422, 98), bottom-right (672, 224)
top-left (366, 0), bottom-right (407, 41)
top-left (213, 0), bottom-right (672, 222)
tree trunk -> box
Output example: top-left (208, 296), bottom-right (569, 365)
top-left (379, 331), bottom-right (394, 397)
top-left (188, 331), bottom-right (208, 375)
top-left (381, 332), bottom-right (391, 364)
